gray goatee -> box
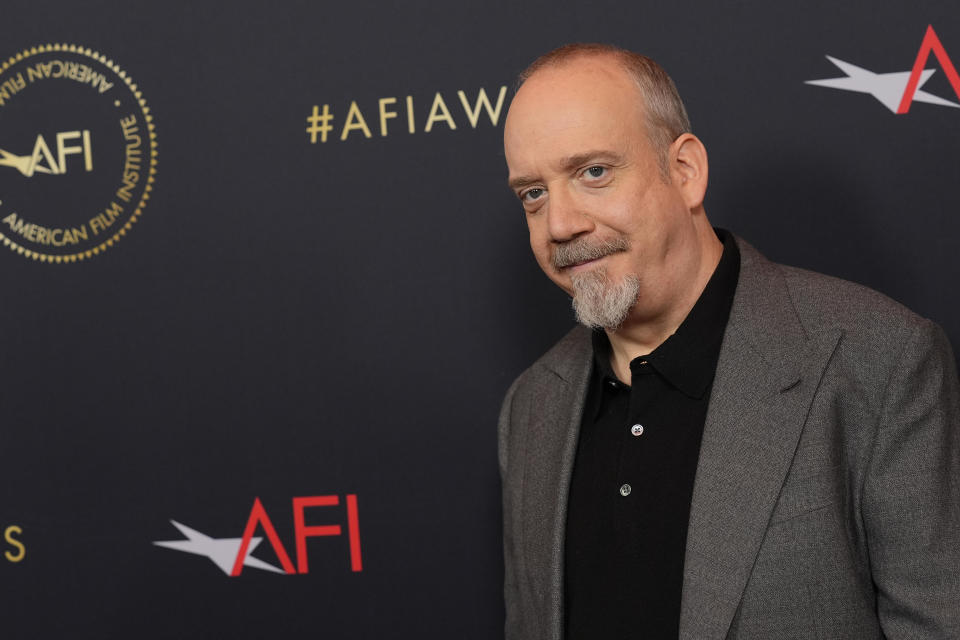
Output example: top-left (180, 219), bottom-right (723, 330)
top-left (552, 235), bottom-right (640, 330)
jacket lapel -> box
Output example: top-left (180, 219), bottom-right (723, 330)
top-left (520, 328), bottom-right (593, 640)
top-left (679, 239), bottom-right (841, 639)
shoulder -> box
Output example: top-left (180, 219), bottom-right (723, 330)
top-left (497, 326), bottom-right (592, 469)
top-left (781, 262), bottom-right (955, 396)
top-left (736, 236), bottom-right (930, 345)
top-left (734, 236), bottom-right (955, 409)
top-left (781, 264), bottom-right (921, 334)
top-left (501, 325), bottom-right (591, 407)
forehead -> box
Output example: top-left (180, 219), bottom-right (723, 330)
top-left (504, 56), bottom-right (650, 172)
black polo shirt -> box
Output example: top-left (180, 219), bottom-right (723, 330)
top-left (564, 230), bottom-right (740, 639)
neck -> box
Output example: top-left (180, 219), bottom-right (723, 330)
top-left (604, 224), bottom-right (723, 383)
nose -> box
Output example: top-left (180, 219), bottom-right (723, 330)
top-left (546, 185), bottom-right (594, 243)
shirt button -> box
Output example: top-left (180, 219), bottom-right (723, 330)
top-left (631, 424), bottom-right (644, 436)
top-left (619, 483), bottom-right (632, 497)
top-left (607, 379), bottom-right (618, 388)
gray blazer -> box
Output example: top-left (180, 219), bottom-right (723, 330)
top-left (498, 237), bottom-right (960, 639)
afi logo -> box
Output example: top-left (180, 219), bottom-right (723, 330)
top-left (154, 495), bottom-right (362, 576)
top-left (0, 130), bottom-right (94, 176)
top-left (807, 25), bottom-right (960, 113)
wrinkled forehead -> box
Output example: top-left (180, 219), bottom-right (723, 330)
top-left (503, 58), bottom-right (649, 168)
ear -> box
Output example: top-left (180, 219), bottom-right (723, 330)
top-left (669, 133), bottom-right (708, 210)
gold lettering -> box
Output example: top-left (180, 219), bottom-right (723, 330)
top-left (378, 97), bottom-right (398, 136)
top-left (90, 202), bottom-right (123, 235)
top-left (20, 59), bottom-right (113, 92)
top-left (116, 181), bottom-right (133, 202)
top-left (340, 100), bottom-right (372, 140)
top-left (3, 213), bottom-right (27, 235)
top-left (51, 227), bottom-right (84, 246)
top-left (116, 117), bottom-right (142, 202)
top-left (83, 130), bottom-right (93, 170)
top-left (4, 526), bottom-right (25, 563)
top-left (97, 75), bottom-right (114, 93)
top-left (457, 86), bottom-right (507, 128)
top-left (117, 168), bottom-right (139, 202)
top-left (56, 130), bottom-right (84, 174)
top-left (406, 96), bottom-right (415, 133)
top-left (29, 134), bottom-right (60, 176)
top-left (0, 73), bottom-right (26, 107)
top-left (120, 114), bottom-right (138, 134)
top-left (424, 92), bottom-right (456, 132)
top-left (26, 64), bottom-right (43, 83)
top-left (70, 225), bottom-right (88, 243)
top-left (1, 213), bottom-right (86, 245)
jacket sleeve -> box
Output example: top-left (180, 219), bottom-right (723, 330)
top-left (499, 374), bottom-right (524, 640)
top-left (864, 319), bottom-right (960, 637)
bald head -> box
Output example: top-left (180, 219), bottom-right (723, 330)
top-left (504, 55), bottom-right (657, 190)
top-left (515, 44), bottom-right (691, 171)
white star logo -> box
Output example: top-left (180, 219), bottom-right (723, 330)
top-left (806, 56), bottom-right (960, 112)
top-left (153, 520), bottom-right (286, 575)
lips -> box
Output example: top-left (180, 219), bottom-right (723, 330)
top-left (565, 256), bottom-right (603, 271)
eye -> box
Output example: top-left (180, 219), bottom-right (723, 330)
top-left (584, 166), bottom-right (606, 179)
top-left (520, 187), bottom-right (545, 202)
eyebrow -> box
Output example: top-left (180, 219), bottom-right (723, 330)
top-left (507, 150), bottom-right (625, 191)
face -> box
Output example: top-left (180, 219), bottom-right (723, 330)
top-left (504, 56), bottom-right (703, 327)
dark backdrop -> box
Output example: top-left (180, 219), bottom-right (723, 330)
top-left (2, 1), bottom-right (958, 637)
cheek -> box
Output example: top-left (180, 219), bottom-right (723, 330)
top-left (529, 237), bottom-right (552, 274)
top-left (527, 228), bottom-right (573, 291)
top-left (527, 221), bottom-right (549, 259)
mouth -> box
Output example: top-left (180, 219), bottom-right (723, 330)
top-left (563, 256), bottom-right (604, 273)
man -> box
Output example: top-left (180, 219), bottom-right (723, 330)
top-left (498, 43), bottom-right (960, 640)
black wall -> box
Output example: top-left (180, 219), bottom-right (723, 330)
top-left (2, 1), bottom-right (958, 637)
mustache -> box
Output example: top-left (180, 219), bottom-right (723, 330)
top-left (552, 235), bottom-right (630, 270)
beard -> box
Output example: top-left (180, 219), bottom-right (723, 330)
top-left (570, 268), bottom-right (641, 330)
top-left (552, 234), bottom-right (640, 330)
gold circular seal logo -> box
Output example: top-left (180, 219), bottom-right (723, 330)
top-left (0, 44), bottom-right (157, 263)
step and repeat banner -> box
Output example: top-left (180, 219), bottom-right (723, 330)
top-left (2, 1), bottom-right (958, 637)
